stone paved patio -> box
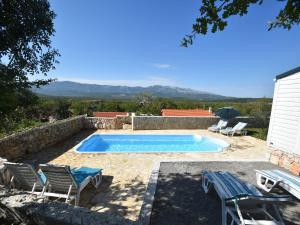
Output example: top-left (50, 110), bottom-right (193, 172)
top-left (21, 129), bottom-right (269, 224)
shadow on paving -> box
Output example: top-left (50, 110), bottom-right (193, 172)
top-left (19, 130), bottom-right (94, 166)
top-left (150, 161), bottom-right (300, 225)
top-left (81, 175), bottom-right (146, 221)
top-left (1, 175), bottom-right (145, 225)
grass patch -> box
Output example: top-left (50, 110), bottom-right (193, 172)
top-left (247, 128), bottom-right (268, 140)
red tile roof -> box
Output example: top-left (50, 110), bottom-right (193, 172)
top-left (93, 112), bottom-right (128, 117)
top-left (161, 109), bottom-right (213, 117)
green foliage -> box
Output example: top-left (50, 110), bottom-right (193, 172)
top-left (182, 0), bottom-right (300, 47)
top-left (0, 0), bottom-right (59, 90)
top-left (55, 100), bottom-right (71, 119)
top-left (0, 89), bottom-right (40, 133)
top-left (0, 92), bottom-right (273, 137)
top-left (0, 0), bottom-right (59, 133)
top-left (247, 128), bottom-right (268, 140)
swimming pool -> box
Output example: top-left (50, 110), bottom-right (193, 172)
top-left (75, 134), bottom-right (229, 153)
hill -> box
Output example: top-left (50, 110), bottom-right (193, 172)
top-left (33, 81), bottom-right (232, 100)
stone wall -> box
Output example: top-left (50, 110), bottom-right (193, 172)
top-left (84, 116), bottom-right (132, 130)
top-left (84, 117), bottom-right (117, 129)
top-left (0, 116), bottom-right (85, 161)
top-left (132, 116), bottom-right (219, 130)
top-left (269, 147), bottom-right (300, 175)
top-left (0, 191), bottom-right (131, 225)
top-left (132, 116), bottom-right (259, 130)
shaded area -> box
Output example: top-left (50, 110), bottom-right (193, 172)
top-left (0, 175), bottom-right (145, 225)
top-left (150, 162), bottom-right (300, 225)
top-left (19, 130), bottom-right (94, 167)
top-left (0, 191), bottom-right (135, 225)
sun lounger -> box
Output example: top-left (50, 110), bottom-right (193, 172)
top-left (4, 162), bottom-right (47, 194)
top-left (256, 169), bottom-right (300, 200)
top-left (39, 164), bottom-right (102, 205)
top-left (202, 171), bottom-right (290, 225)
top-left (208, 120), bottom-right (228, 132)
top-left (220, 122), bottom-right (247, 136)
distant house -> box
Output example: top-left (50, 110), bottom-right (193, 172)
top-left (267, 67), bottom-right (300, 175)
top-left (161, 109), bottom-right (213, 117)
top-left (93, 112), bottom-right (129, 117)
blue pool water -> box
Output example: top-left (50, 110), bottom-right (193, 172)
top-left (75, 134), bottom-right (229, 153)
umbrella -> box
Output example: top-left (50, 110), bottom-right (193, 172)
top-left (215, 107), bottom-right (240, 120)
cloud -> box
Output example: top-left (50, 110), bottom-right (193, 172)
top-left (152, 63), bottom-right (173, 69)
top-left (56, 75), bottom-right (178, 87)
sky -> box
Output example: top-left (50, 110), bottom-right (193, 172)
top-left (48, 0), bottom-right (300, 98)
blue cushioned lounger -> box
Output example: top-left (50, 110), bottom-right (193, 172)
top-left (202, 171), bottom-right (290, 225)
top-left (256, 169), bottom-right (300, 200)
top-left (40, 164), bottom-right (102, 205)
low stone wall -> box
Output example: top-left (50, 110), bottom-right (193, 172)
top-left (132, 116), bottom-right (258, 130)
top-left (0, 191), bottom-right (131, 225)
top-left (269, 147), bottom-right (300, 175)
top-left (84, 116), bottom-right (132, 130)
top-left (0, 116), bottom-right (85, 161)
top-left (84, 117), bottom-right (117, 129)
top-left (132, 116), bottom-right (219, 130)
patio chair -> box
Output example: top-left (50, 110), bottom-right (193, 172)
top-left (256, 169), bottom-right (300, 200)
top-left (208, 120), bottom-right (228, 132)
top-left (39, 164), bottom-right (102, 205)
top-left (220, 122), bottom-right (247, 136)
top-left (202, 171), bottom-right (290, 225)
top-left (4, 162), bottom-right (47, 194)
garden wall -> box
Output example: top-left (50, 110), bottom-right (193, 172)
top-left (0, 116), bottom-right (85, 161)
top-left (268, 147), bottom-right (300, 175)
top-left (83, 116), bottom-right (132, 129)
top-left (132, 116), bottom-right (258, 130)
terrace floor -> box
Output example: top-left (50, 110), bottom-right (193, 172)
top-left (21, 129), bottom-right (270, 224)
top-left (151, 161), bottom-right (300, 225)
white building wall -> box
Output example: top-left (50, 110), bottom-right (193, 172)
top-left (267, 72), bottom-right (300, 156)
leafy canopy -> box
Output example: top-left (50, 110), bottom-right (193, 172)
top-left (0, 0), bottom-right (59, 91)
top-left (182, 0), bottom-right (300, 47)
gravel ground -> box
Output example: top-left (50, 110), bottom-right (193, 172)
top-left (150, 161), bottom-right (300, 225)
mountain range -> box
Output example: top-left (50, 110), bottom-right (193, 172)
top-left (33, 81), bottom-right (231, 100)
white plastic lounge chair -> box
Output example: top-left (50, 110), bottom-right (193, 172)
top-left (202, 171), bottom-right (290, 225)
top-left (4, 162), bottom-right (47, 194)
top-left (208, 120), bottom-right (228, 132)
top-left (220, 122), bottom-right (247, 136)
top-left (256, 169), bottom-right (300, 200)
top-left (39, 164), bottom-right (102, 205)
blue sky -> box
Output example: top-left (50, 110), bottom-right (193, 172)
top-left (49, 0), bottom-right (300, 98)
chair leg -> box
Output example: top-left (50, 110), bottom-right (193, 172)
top-left (8, 176), bottom-right (14, 190)
top-left (272, 205), bottom-right (285, 225)
top-left (31, 182), bottom-right (37, 194)
top-left (202, 176), bottom-right (211, 194)
top-left (66, 184), bottom-right (73, 203)
top-left (221, 201), bottom-right (227, 225)
top-left (94, 173), bottom-right (102, 188)
top-left (75, 192), bottom-right (80, 206)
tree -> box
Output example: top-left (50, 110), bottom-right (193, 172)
top-left (0, 0), bottom-right (59, 90)
top-left (182, 0), bottom-right (300, 47)
top-left (0, 0), bottom-right (59, 133)
top-left (56, 100), bottom-right (71, 119)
